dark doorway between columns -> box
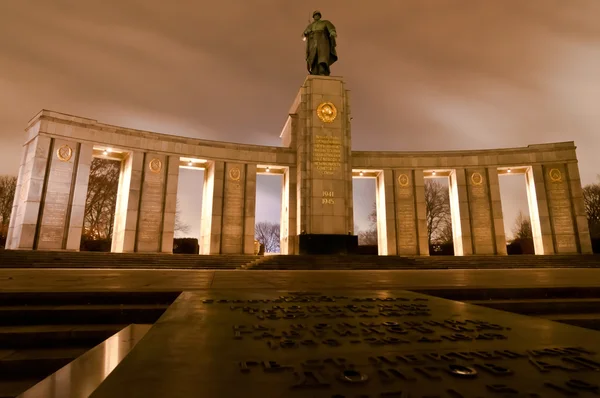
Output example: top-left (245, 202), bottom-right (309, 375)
top-left (423, 171), bottom-right (454, 256)
top-left (255, 166), bottom-right (283, 255)
top-left (80, 147), bottom-right (122, 252)
top-left (174, 159), bottom-right (205, 254)
top-left (352, 173), bottom-right (377, 255)
top-left (498, 167), bottom-right (538, 255)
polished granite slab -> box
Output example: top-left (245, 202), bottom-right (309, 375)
top-left (89, 290), bottom-right (600, 397)
top-left (3, 268), bottom-right (600, 292)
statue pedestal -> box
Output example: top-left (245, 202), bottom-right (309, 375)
top-left (285, 75), bottom-right (355, 254)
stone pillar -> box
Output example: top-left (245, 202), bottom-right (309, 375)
top-left (65, 143), bottom-right (93, 250)
top-left (35, 139), bottom-right (92, 251)
top-left (542, 163), bottom-right (582, 254)
top-left (280, 166), bottom-right (297, 254)
top-left (112, 151), bottom-right (143, 253)
top-left (459, 168), bottom-right (505, 255)
top-left (566, 162), bottom-right (593, 254)
top-left (376, 170), bottom-right (396, 255)
top-left (525, 165), bottom-right (554, 254)
top-left (294, 76), bottom-right (354, 253)
top-left (486, 168), bottom-right (508, 255)
top-left (7, 135), bottom-right (52, 249)
top-left (243, 164), bottom-right (257, 255)
top-left (160, 156), bottom-right (180, 253)
top-left (135, 153), bottom-right (168, 253)
top-left (200, 160), bottom-right (224, 254)
top-left (391, 169), bottom-right (428, 256)
top-left (449, 168), bottom-right (472, 256)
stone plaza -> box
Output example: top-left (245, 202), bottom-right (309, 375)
top-left (5, 75), bottom-right (593, 256)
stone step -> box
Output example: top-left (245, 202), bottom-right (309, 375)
top-left (412, 287), bottom-right (600, 301)
top-left (0, 347), bottom-right (88, 379)
top-left (0, 304), bottom-right (169, 326)
top-left (464, 298), bottom-right (600, 315)
top-left (0, 324), bottom-right (126, 348)
top-left (0, 379), bottom-right (40, 398)
top-left (0, 292), bottom-right (180, 306)
top-left (543, 313), bottom-right (600, 330)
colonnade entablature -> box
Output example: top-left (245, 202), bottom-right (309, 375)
top-left (6, 77), bottom-right (592, 257)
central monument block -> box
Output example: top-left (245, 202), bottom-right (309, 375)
top-left (284, 76), bottom-right (356, 254)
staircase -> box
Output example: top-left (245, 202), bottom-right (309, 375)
top-left (248, 254), bottom-right (600, 270)
top-left (0, 292), bottom-right (178, 398)
top-left (0, 251), bottom-right (259, 269)
top-left (413, 286), bottom-right (600, 332)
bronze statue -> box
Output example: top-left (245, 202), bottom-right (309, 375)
top-left (303, 11), bottom-right (338, 76)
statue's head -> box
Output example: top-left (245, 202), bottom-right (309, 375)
top-left (312, 10), bottom-right (322, 20)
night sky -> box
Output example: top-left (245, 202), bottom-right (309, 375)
top-left (1, 1), bottom-right (599, 239)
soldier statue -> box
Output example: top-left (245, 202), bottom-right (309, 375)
top-left (303, 11), bottom-right (338, 76)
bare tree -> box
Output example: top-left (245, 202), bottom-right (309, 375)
top-left (358, 202), bottom-right (378, 245)
top-left (83, 158), bottom-right (120, 239)
top-left (424, 180), bottom-right (452, 245)
top-left (255, 222), bottom-right (280, 253)
top-left (583, 177), bottom-right (600, 239)
top-left (174, 199), bottom-right (190, 236)
top-left (511, 211), bottom-right (533, 240)
top-left (0, 175), bottom-right (17, 239)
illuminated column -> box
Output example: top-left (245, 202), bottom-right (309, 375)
top-left (134, 153), bottom-right (169, 253)
top-left (200, 160), bottom-right (224, 254)
top-left (525, 165), bottom-right (554, 254)
top-left (280, 166), bottom-right (297, 254)
top-left (64, 143), bottom-right (94, 250)
top-left (376, 169), bottom-right (395, 255)
top-left (160, 156), bottom-right (180, 253)
top-left (449, 168), bottom-right (471, 256)
top-left (112, 151), bottom-right (143, 253)
top-left (486, 167), bottom-right (508, 255)
top-left (566, 162), bottom-right (593, 253)
top-left (388, 169), bottom-right (423, 256)
top-left (6, 135), bottom-right (52, 249)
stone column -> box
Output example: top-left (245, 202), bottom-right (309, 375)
top-left (112, 151), bottom-right (143, 253)
top-left (566, 162), bottom-right (593, 253)
top-left (391, 169), bottom-right (428, 256)
top-left (135, 153), bottom-right (168, 253)
top-left (460, 168), bottom-right (504, 255)
top-left (280, 166), bottom-right (297, 254)
top-left (6, 135), bottom-right (52, 249)
top-left (65, 143), bottom-right (93, 250)
top-left (243, 164), bottom-right (257, 255)
top-left (294, 76), bottom-right (354, 253)
top-left (36, 139), bottom-right (89, 250)
top-left (542, 163), bottom-right (581, 254)
top-left (525, 165), bottom-right (554, 254)
top-left (486, 167), bottom-right (508, 255)
top-left (449, 168), bottom-right (472, 256)
top-left (200, 160), bottom-right (224, 254)
top-left (160, 156), bottom-right (180, 253)
top-left (376, 169), bottom-right (396, 255)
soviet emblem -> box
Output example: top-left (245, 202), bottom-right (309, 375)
top-left (398, 174), bottom-right (410, 187)
top-left (229, 167), bottom-right (241, 181)
top-left (471, 172), bottom-right (483, 186)
top-left (56, 145), bottom-right (73, 162)
top-left (316, 102), bottom-right (337, 123)
top-left (549, 168), bottom-right (562, 182)
top-left (148, 158), bottom-right (162, 173)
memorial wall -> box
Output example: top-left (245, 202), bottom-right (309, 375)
top-left (5, 76), bottom-right (593, 256)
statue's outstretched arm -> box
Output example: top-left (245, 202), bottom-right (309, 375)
top-left (326, 21), bottom-right (337, 38)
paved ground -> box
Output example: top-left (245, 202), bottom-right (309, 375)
top-left (2, 268), bottom-right (600, 292)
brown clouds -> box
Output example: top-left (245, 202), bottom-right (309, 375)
top-left (1, 0), bottom-right (599, 182)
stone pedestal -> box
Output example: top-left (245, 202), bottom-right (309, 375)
top-left (292, 76), bottom-right (355, 253)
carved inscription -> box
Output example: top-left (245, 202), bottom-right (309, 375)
top-left (195, 292), bottom-right (600, 397)
top-left (222, 166), bottom-right (244, 251)
top-left (396, 183), bottom-right (417, 251)
top-left (313, 135), bottom-right (341, 175)
top-left (469, 171), bottom-right (493, 251)
top-left (138, 167), bottom-right (164, 244)
top-left (322, 190), bottom-right (335, 205)
top-left (546, 172), bottom-right (575, 251)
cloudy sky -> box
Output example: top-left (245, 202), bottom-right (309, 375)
top-left (1, 1), bottom-right (599, 239)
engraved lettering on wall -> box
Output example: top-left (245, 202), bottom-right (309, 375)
top-left (313, 135), bottom-right (342, 175)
